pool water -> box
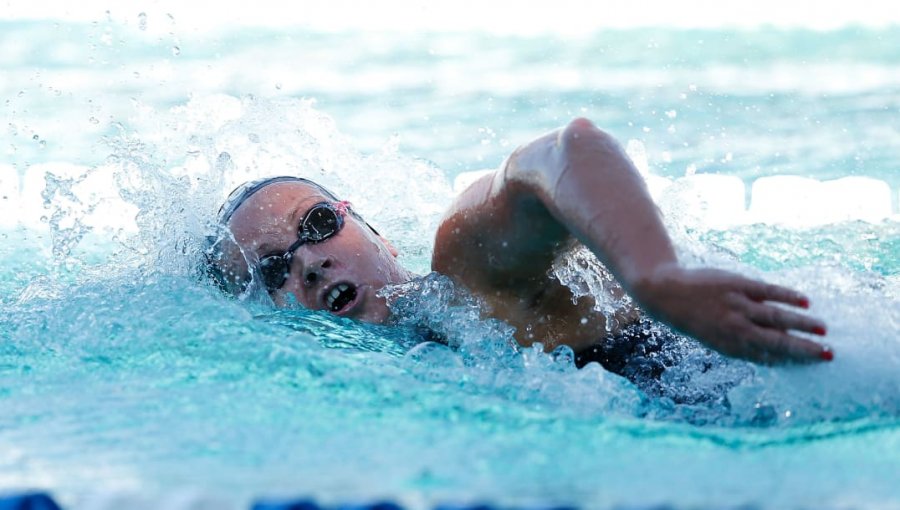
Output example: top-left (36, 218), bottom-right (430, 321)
top-left (1, 14), bottom-right (899, 510)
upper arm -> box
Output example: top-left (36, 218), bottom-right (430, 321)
top-left (433, 117), bottom-right (674, 299)
top-left (431, 146), bottom-right (571, 290)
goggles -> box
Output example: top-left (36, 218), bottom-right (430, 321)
top-left (206, 176), bottom-right (381, 296)
top-left (258, 200), bottom-right (350, 291)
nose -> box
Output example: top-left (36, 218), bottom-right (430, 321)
top-left (302, 257), bottom-right (332, 287)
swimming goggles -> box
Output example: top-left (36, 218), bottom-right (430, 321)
top-left (258, 200), bottom-right (350, 291)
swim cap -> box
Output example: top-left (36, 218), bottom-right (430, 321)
top-left (206, 175), bottom-right (381, 295)
top-left (205, 176), bottom-right (344, 294)
top-left (216, 175), bottom-right (341, 225)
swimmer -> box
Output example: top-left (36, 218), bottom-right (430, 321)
top-left (206, 118), bottom-right (832, 367)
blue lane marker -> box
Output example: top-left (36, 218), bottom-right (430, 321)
top-left (0, 493), bottom-right (63, 510)
top-left (335, 503), bottom-right (405, 510)
top-left (251, 500), bottom-right (321, 510)
top-left (253, 502), bottom-right (406, 510)
top-left (1, 492), bottom-right (581, 510)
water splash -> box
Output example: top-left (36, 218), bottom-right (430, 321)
top-left (40, 167), bottom-right (97, 272)
top-left (550, 244), bottom-right (633, 331)
top-left (381, 272), bottom-right (519, 362)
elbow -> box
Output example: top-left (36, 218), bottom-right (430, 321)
top-left (558, 118), bottom-right (633, 182)
top-left (559, 117), bottom-right (618, 153)
top-left (502, 118), bottom-right (623, 199)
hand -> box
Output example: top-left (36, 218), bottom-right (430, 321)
top-left (634, 264), bottom-right (832, 364)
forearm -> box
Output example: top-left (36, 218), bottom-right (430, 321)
top-left (505, 118), bottom-right (677, 297)
top-left (495, 118), bottom-right (830, 363)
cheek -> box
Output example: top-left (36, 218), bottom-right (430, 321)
top-left (271, 288), bottom-right (304, 308)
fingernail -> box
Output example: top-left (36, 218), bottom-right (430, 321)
top-left (812, 326), bottom-right (827, 336)
top-left (799, 297), bottom-right (810, 309)
top-left (819, 347), bottom-right (834, 362)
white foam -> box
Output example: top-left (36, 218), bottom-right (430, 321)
top-left (657, 174), bottom-right (746, 229)
top-left (749, 175), bottom-right (893, 227)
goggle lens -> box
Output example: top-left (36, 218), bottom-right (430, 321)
top-left (303, 205), bottom-right (341, 242)
top-left (257, 202), bottom-right (345, 291)
top-left (259, 256), bottom-right (290, 290)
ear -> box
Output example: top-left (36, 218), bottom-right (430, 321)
top-left (379, 235), bottom-right (399, 257)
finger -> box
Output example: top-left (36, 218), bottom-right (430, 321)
top-left (743, 280), bottom-right (810, 308)
top-left (745, 327), bottom-right (833, 365)
top-left (743, 301), bottom-right (827, 335)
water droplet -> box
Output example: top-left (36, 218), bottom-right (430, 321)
top-left (171, 46), bottom-right (181, 56)
top-left (133, 71), bottom-right (141, 78)
top-left (685, 164), bottom-right (697, 176)
top-left (275, 83), bottom-right (282, 90)
top-left (89, 117), bottom-right (99, 125)
top-left (138, 12), bottom-right (147, 30)
top-left (39, 140), bottom-right (46, 148)
top-left (32, 134), bottom-right (39, 141)
top-left (247, 133), bottom-right (260, 143)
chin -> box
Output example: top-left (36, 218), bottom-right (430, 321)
top-left (357, 302), bottom-right (392, 324)
top-left (357, 284), bottom-right (393, 324)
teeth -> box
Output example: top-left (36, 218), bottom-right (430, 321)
top-left (326, 284), bottom-right (351, 310)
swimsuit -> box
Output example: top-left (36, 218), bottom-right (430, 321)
top-left (575, 316), bottom-right (684, 396)
top-left (575, 316), bottom-right (745, 408)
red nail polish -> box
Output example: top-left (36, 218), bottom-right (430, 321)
top-left (812, 326), bottom-right (827, 336)
top-left (799, 298), bottom-right (810, 309)
top-left (819, 349), bottom-right (834, 361)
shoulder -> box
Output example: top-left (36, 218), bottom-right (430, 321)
top-left (431, 170), bottom-right (568, 296)
top-left (431, 170), bottom-right (502, 280)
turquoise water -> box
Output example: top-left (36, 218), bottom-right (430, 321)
top-left (2, 15), bottom-right (900, 510)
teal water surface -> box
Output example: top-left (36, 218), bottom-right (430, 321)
top-left (1, 17), bottom-right (899, 510)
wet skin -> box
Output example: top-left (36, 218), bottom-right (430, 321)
top-left (220, 118), bottom-right (832, 364)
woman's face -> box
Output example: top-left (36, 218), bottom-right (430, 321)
top-left (219, 181), bottom-right (406, 323)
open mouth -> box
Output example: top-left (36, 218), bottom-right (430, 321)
top-left (325, 283), bottom-right (358, 313)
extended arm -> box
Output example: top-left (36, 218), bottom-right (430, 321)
top-left (436, 118), bottom-right (831, 363)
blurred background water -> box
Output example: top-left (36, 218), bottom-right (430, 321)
top-left (1, 2), bottom-right (899, 509)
